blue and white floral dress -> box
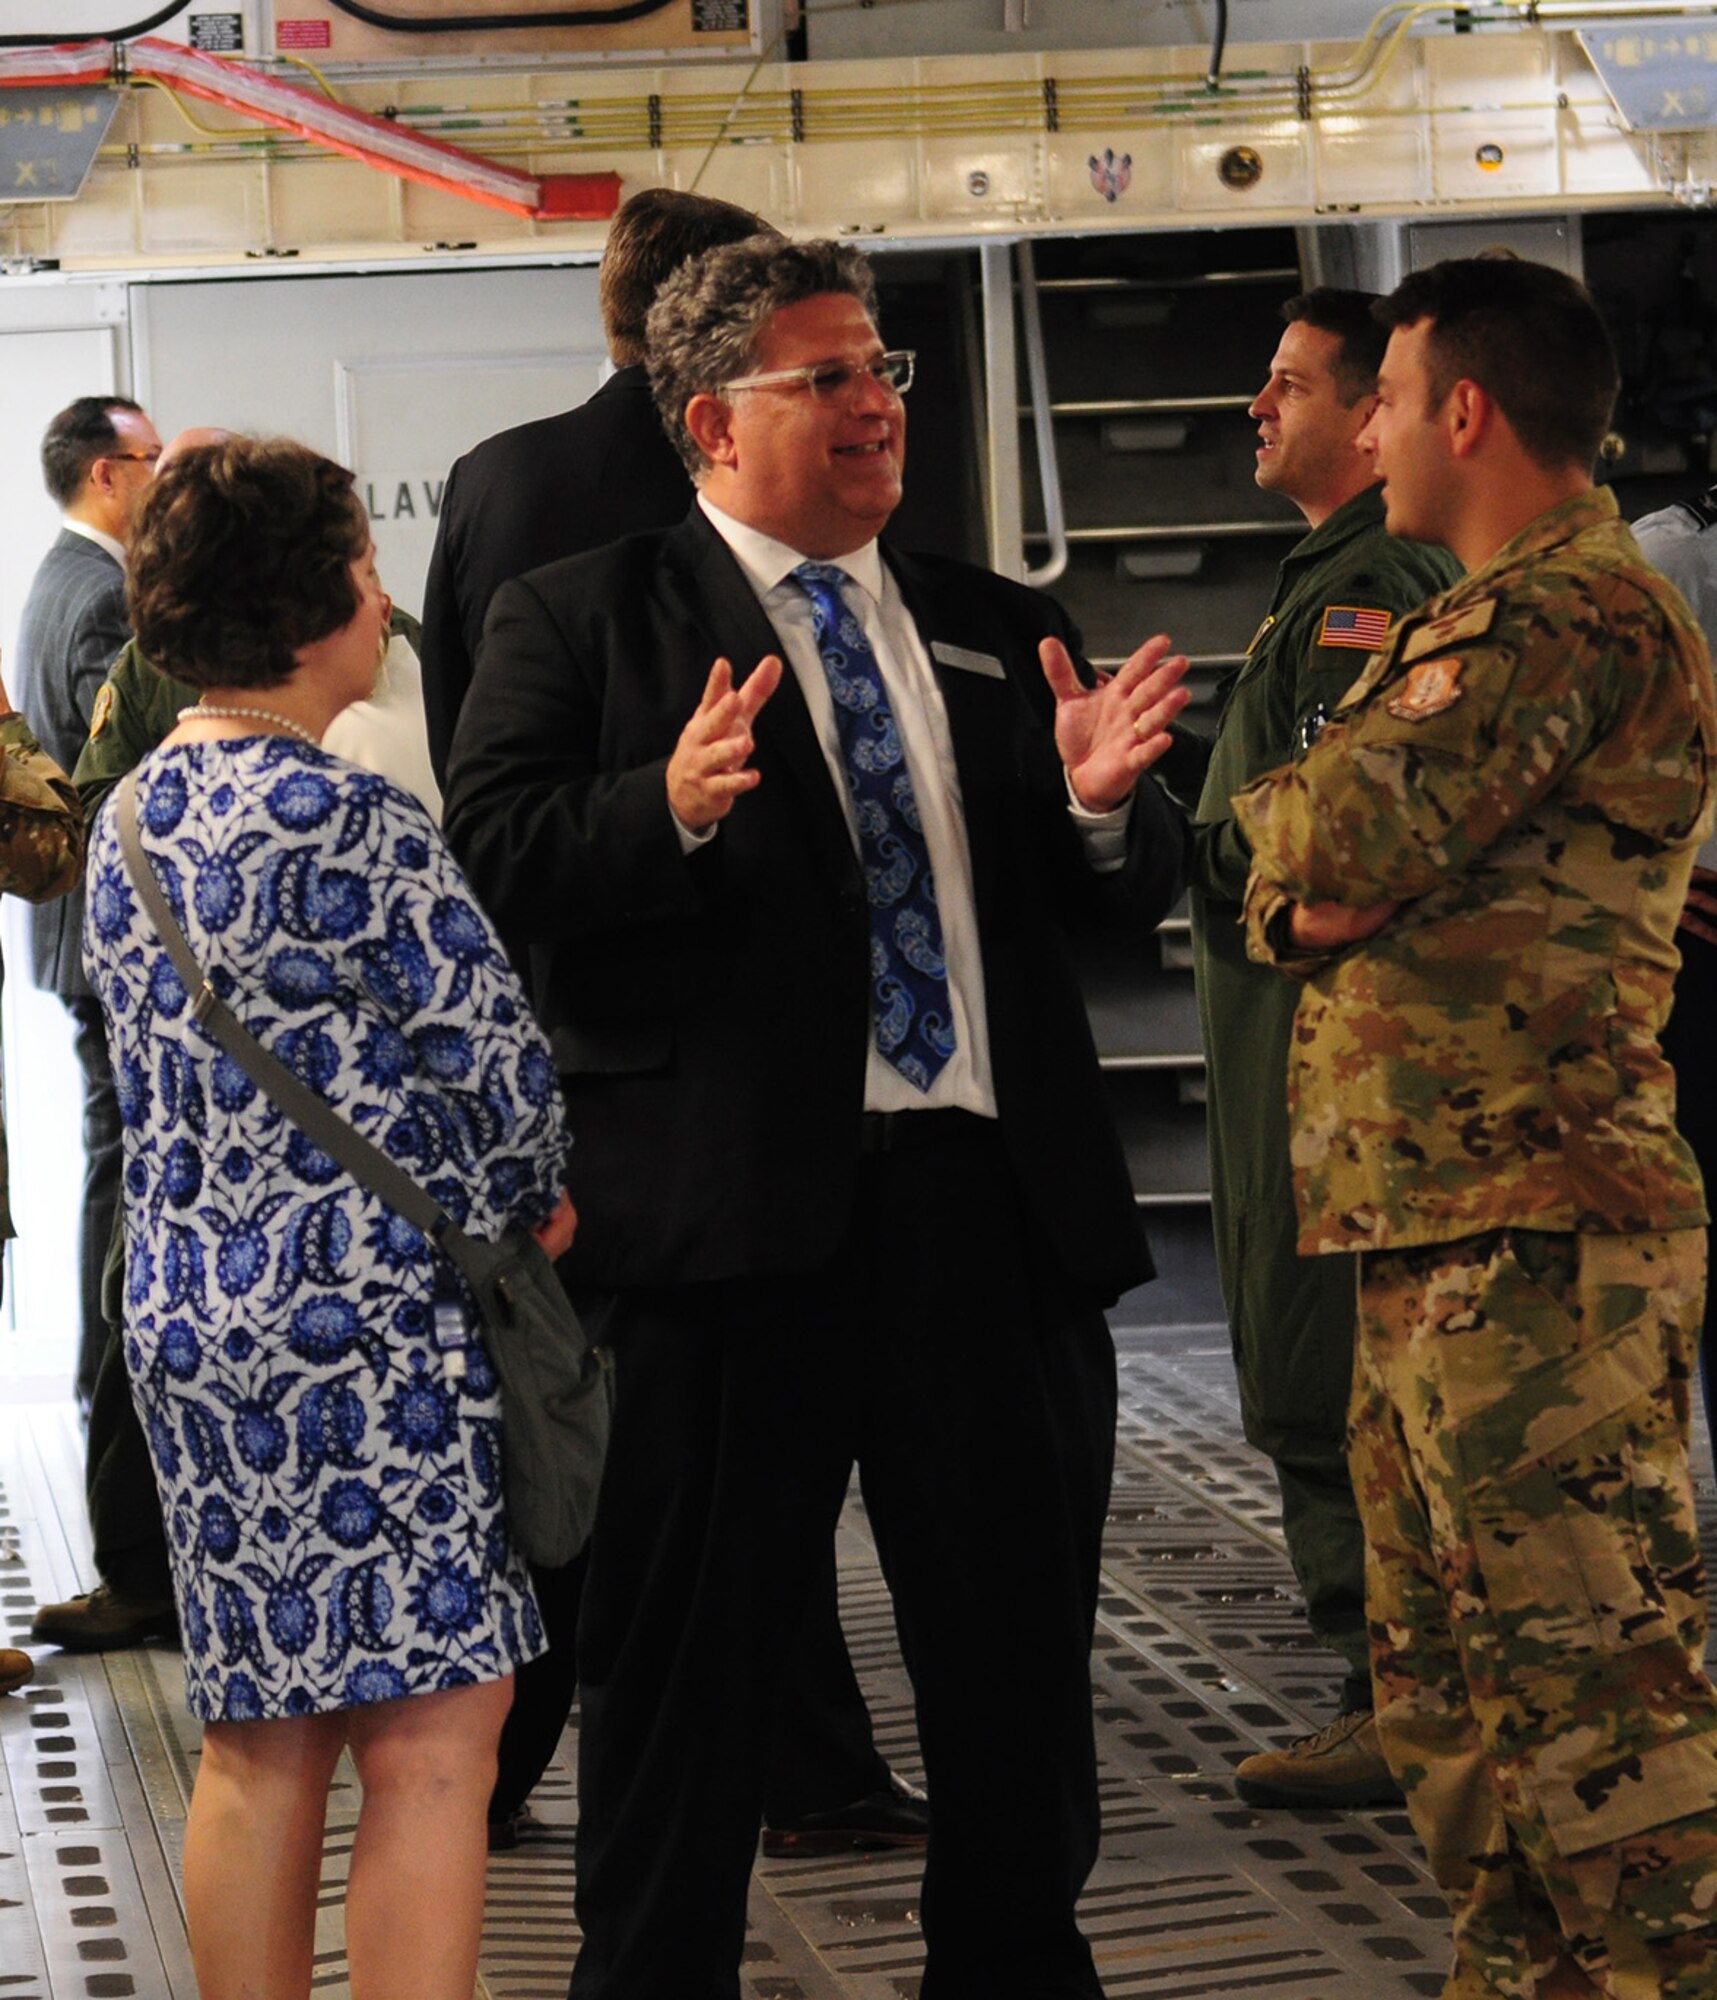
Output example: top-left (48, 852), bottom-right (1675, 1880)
top-left (84, 739), bottom-right (568, 1723)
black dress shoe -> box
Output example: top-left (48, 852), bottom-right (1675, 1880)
top-left (761, 1777), bottom-right (930, 1858)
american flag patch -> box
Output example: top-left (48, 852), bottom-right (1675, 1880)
top-left (1319, 604), bottom-right (1391, 650)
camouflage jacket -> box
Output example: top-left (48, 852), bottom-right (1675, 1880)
top-left (0, 711), bottom-right (86, 1241)
top-left (0, 713), bottom-right (83, 905)
top-left (1234, 487), bottom-right (1715, 1254)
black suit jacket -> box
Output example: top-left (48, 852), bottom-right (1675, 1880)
top-left (13, 529), bottom-right (130, 997)
top-left (419, 366), bottom-right (691, 781)
top-left (445, 507), bottom-right (1182, 1302)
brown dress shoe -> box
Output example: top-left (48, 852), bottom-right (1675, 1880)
top-left (0, 1647), bottom-right (33, 1697)
top-left (30, 1585), bottom-right (178, 1653)
top-left (1234, 1709), bottom-right (1405, 1809)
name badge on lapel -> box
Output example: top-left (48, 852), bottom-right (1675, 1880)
top-left (931, 641), bottom-right (1006, 681)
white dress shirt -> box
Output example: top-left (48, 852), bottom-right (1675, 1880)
top-left (683, 497), bottom-right (1134, 1114)
top-left (323, 632), bottom-right (443, 822)
top-left (696, 497), bottom-right (997, 1115)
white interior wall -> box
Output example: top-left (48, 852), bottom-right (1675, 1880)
top-left (131, 263), bottom-right (608, 620)
top-left (0, 256), bottom-right (608, 1374)
top-left (0, 296), bottom-right (128, 1363)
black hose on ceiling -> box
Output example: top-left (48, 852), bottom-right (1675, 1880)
top-left (325, 0), bottom-right (678, 30)
top-left (0, 1), bottom-right (187, 48)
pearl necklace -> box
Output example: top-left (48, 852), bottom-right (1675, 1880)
top-left (179, 702), bottom-right (321, 750)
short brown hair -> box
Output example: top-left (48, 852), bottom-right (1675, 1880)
top-left (599, 188), bottom-right (772, 367)
top-left (1282, 289), bottom-right (1386, 406)
top-left (128, 437), bottom-right (370, 690)
top-left (647, 236), bottom-right (879, 477)
top-left (1374, 258), bottom-right (1619, 471)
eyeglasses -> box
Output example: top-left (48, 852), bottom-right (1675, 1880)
top-left (104, 450), bottom-right (161, 466)
top-left (722, 350), bottom-right (915, 405)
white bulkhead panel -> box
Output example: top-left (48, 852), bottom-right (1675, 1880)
top-left (130, 260), bottom-right (606, 617)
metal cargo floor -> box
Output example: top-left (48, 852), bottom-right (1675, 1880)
top-left (7, 1318), bottom-right (1708, 2000)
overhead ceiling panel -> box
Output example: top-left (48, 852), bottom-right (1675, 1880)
top-left (260, 0), bottom-right (763, 64)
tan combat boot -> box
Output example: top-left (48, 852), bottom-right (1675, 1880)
top-left (1234, 1709), bottom-right (1404, 1809)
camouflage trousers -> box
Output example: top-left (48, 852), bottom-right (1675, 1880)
top-left (1351, 1228), bottom-right (1717, 2000)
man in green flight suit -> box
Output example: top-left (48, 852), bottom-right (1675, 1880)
top-left (1155, 289), bottom-right (1459, 1806)
top-left (1239, 258), bottom-right (1717, 1998)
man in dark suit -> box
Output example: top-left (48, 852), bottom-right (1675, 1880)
top-left (445, 236), bottom-right (1190, 1999)
top-left (13, 394), bottom-right (162, 1421)
top-left (421, 187), bottom-right (766, 782)
top-left (425, 189), bottom-right (919, 1857)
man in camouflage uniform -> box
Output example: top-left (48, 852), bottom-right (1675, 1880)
top-left (0, 657), bottom-right (87, 1700)
top-left (1156, 290), bottom-right (1458, 1807)
top-left (1236, 256), bottom-right (1717, 1997)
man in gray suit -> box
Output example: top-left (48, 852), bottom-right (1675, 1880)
top-left (13, 395), bottom-right (162, 1425)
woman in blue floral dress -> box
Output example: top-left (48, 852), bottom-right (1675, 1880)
top-left (83, 437), bottom-right (574, 2000)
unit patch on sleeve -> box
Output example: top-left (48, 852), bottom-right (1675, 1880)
top-left (1319, 604), bottom-right (1392, 651)
top-left (1384, 656), bottom-right (1465, 722)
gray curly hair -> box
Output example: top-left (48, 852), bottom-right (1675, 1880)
top-left (646, 236), bottom-right (880, 478)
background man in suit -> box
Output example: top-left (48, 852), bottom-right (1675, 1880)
top-left (445, 236), bottom-right (1191, 1999)
top-left (424, 189), bottom-right (915, 1855)
top-left (421, 187), bottom-right (767, 781)
top-left (13, 394), bottom-right (161, 1423)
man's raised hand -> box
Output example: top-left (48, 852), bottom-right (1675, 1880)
top-left (1041, 632), bottom-right (1191, 815)
top-left (666, 655), bottom-right (784, 833)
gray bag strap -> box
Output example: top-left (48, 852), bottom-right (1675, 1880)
top-left (115, 767), bottom-right (496, 1296)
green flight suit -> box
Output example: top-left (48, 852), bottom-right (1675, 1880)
top-left (73, 608), bottom-right (425, 823)
top-left (74, 638), bottom-right (190, 824)
top-left (1156, 484), bottom-right (1460, 1695)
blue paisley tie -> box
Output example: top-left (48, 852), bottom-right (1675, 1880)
top-left (791, 561), bottom-right (957, 1093)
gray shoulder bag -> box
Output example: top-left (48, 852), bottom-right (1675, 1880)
top-left (115, 768), bottom-right (608, 1571)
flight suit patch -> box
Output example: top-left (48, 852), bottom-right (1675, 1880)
top-left (1319, 604), bottom-right (1392, 651)
top-left (89, 682), bottom-right (115, 740)
top-left (1385, 656), bottom-right (1465, 721)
